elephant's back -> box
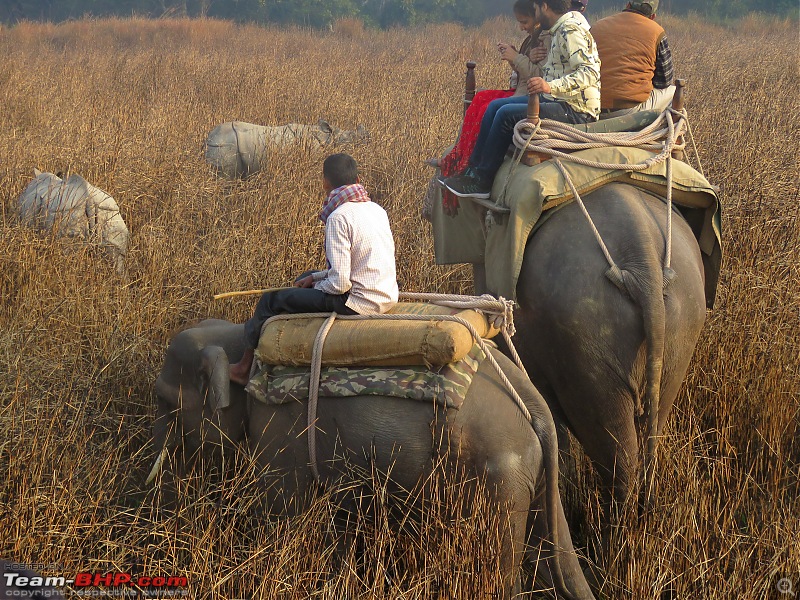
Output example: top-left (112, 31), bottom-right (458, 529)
top-left (519, 183), bottom-right (702, 304)
top-left (514, 181), bottom-right (706, 400)
top-left (252, 355), bottom-right (542, 493)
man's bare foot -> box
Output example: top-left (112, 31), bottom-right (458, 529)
top-left (230, 348), bottom-right (254, 386)
top-left (423, 157), bottom-right (441, 168)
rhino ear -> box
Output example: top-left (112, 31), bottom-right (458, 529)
top-left (34, 168), bottom-right (42, 177)
top-left (318, 119), bottom-right (333, 134)
top-left (199, 346), bottom-right (232, 411)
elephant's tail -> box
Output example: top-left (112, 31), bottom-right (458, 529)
top-left (616, 248), bottom-right (667, 498)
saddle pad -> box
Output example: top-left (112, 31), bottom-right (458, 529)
top-left (247, 343), bottom-right (487, 409)
top-left (256, 302), bottom-right (498, 368)
top-left (432, 146), bottom-right (721, 306)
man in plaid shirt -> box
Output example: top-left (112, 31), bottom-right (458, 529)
top-left (591, 0), bottom-right (676, 116)
top-left (230, 153), bottom-right (398, 385)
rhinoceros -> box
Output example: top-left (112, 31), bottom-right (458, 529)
top-left (204, 120), bottom-right (369, 179)
top-left (17, 169), bottom-right (129, 274)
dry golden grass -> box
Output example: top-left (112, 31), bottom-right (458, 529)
top-left (0, 15), bottom-right (798, 599)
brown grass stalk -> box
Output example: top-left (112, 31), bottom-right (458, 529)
top-left (0, 14), bottom-right (797, 599)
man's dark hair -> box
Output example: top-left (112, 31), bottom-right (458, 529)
top-left (513, 0), bottom-right (536, 16)
top-left (532, 0), bottom-right (571, 12)
top-left (323, 153), bottom-right (359, 188)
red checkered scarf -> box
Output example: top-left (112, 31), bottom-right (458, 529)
top-left (319, 183), bottom-right (371, 223)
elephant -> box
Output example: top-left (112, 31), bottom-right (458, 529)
top-left (17, 169), bottom-right (129, 274)
top-left (204, 120), bottom-right (370, 178)
top-left (152, 319), bottom-right (248, 467)
top-left (151, 319), bottom-right (597, 599)
top-left (499, 182), bottom-right (707, 510)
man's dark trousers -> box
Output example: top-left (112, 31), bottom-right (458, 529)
top-left (244, 287), bottom-right (356, 349)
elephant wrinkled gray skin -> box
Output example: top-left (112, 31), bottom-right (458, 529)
top-left (153, 319), bottom-right (248, 463)
top-left (504, 183), bottom-right (706, 508)
top-left (152, 320), bottom-right (596, 599)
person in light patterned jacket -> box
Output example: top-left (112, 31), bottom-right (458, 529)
top-left (442, 0), bottom-right (600, 200)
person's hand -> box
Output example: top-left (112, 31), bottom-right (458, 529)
top-left (528, 43), bottom-right (548, 64)
top-left (293, 275), bottom-right (315, 288)
top-left (497, 41), bottom-right (518, 63)
top-left (527, 77), bottom-right (551, 95)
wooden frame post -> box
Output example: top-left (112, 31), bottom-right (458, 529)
top-left (671, 78), bottom-right (687, 161)
top-left (522, 93), bottom-right (543, 166)
top-left (464, 61), bottom-right (477, 117)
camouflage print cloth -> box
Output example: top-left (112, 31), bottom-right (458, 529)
top-left (542, 11), bottom-right (601, 119)
top-left (246, 343), bottom-right (487, 409)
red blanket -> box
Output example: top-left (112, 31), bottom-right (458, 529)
top-left (440, 89), bottom-right (515, 213)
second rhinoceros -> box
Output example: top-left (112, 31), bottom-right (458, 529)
top-left (205, 120), bottom-right (369, 179)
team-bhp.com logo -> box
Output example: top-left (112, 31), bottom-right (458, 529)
top-left (3, 567), bottom-right (188, 598)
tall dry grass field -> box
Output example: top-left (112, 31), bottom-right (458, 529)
top-left (0, 14), bottom-right (797, 599)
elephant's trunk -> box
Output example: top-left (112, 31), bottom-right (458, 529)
top-left (148, 383), bottom-right (176, 486)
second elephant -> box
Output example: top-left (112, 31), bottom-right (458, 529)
top-left (153, 319), bottom-right (596, 599)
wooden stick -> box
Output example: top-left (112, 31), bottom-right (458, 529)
top-left (464, 61), bottom-right (477, 117)
top-left (212, 287), bottom-right (290, 300)
top-left (522, 93), bottom-right (543, 166)
top-left (671, 78), bottom-right (687, 161)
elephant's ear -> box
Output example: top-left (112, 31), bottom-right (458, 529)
top-left (199, 346), bottom-right (232, 411)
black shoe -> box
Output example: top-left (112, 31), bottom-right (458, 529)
top-left (442, 168), bottom-right (491, 199)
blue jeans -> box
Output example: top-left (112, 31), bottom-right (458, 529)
top-left (469, 95), bottom-right (595, 181)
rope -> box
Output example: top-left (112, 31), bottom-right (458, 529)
top-left (307, 312), bottom-right (338, 481)
top-left (511, 107), bottom-right (687, 164)
top-left (683, 114), bottom-right (705, 178)
top-left (257, 293), bottom-right (531, 482)
top-left (500, 106), bottom-right (692, 288)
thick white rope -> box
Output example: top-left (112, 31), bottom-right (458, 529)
top-left (511, 107), bottom-right (687, 164)
top-left (257, 293), bottom-right (531, 482)
top-left (502, 107), bottom-right (690, 284)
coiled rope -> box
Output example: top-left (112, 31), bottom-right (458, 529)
top-left (257, 292), bottom-right (529, 482)
top-left (499, 107), bottom-right (694, 288)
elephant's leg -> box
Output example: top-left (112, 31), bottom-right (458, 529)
top-left (478, 457), bottom-right (535, 599)
top-left (549, 377), bottom-right (640, 514)
top-left (527, 486), bottom-right (597, 600)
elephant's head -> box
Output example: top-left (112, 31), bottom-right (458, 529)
top-left (151, 320), bottom-right (248, 477)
